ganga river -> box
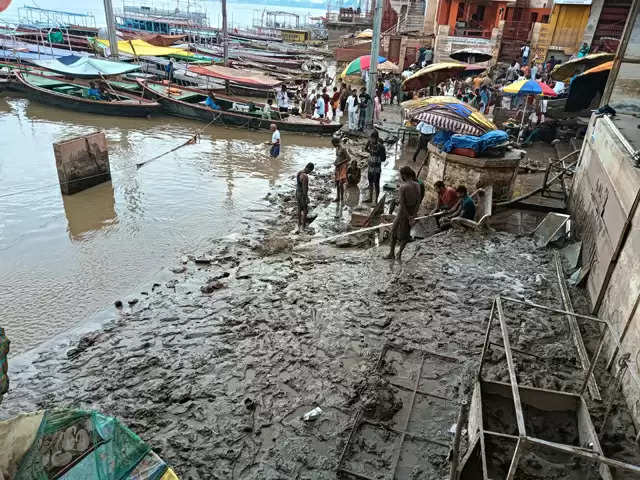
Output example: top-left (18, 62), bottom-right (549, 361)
top-left (0, 93), bottom-right (333, 355)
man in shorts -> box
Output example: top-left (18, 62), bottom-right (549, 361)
top-left (296, 162), bottom-right (315, 233)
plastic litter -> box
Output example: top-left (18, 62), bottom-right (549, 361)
top-left (302, 407), bottom-right (322, 421)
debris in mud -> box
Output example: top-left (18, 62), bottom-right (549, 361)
top-left (200, 280), bottom-right (224, 294)
top-left (66, 333), bottom-right (98, 359)
top-left (114, 300), bottom-right (123, 309)
top-left (171, 266), bottom-right (187, 274)
top-left (357, 374), bottom-right (403, 422)
top-left (127, 298), bottom-right (139, 306)
top-left (260, 234), bottom-right (293, 255)
top-left (194, 256), bottom-right (212, 265)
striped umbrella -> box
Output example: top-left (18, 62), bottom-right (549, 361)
top-left (410, 102), bottom-right (497, 136)
top-left (401, 95), bottom-right (463, 111)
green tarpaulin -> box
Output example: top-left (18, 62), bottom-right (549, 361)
top-left (30, 55), bottom-right (140, 78)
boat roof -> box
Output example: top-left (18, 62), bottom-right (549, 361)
top-left (94, 38), bottom-right (194, 57)
top-left (30, 55), bottom-right (140, 78)
top-left (187, 64), bottom-right (282, 88)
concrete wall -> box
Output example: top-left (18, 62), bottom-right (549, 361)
top-left (53, 131), bottom-right (111, 195)
top-left (423, 0), bottom-right (439, 36)
top-left (433, 25), bottom-right (501, 63)
top-left (569, 114), bottom-right (640, 426)
top-left (420, 144), bottom-right (522, 207)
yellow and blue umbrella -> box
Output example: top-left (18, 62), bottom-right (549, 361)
top-left (503, 79), bottom-right (557, 97)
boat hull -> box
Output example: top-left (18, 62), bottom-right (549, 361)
top-left (12, 73), bottom-right (162, 117)
top-left (142, 83), bottom-right (341, 135)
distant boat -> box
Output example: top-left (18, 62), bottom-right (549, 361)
top-left (138, 80), bottom-right (341, 135)
top-left (12, 71), bottom-right (162, 117)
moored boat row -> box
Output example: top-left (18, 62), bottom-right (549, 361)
top-left (3, 66), bottom-right (340, 135)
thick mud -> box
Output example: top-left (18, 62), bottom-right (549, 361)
top-left (3, 149), bottom-right (640, 479)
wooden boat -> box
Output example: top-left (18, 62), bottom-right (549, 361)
top-left (138, 80), bottom-right (341, 135)
top-left (11, 71), bottom-right (162, 117)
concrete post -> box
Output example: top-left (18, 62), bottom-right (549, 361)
top-left (367, 0), bottom-right (383, 128)
top-left (581, 0), bottom-right (606, 48)
top-left (53, 132), bottom-right (111, 195)
top-left (102, 0), bottom-right (119, 59)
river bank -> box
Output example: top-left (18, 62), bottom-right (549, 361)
top-left (5, 146), bottom-right (640, 478)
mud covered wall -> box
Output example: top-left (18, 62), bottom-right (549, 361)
top-left (570, 114), bottom-right (640, 426)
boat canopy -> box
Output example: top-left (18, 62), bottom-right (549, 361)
top-left (94, 38), bottom-right (194, 57)
top-left (30, 55), bottom-right (140, 77)
top-left (188, 64), bottom-right (282, 88)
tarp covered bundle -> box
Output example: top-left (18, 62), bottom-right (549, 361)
top-left (433, 130), bottom-right (509, 153)
top-left (30, 55), bottom-right (140, 78)
top-left (7, 409), bottom-right (178, 480)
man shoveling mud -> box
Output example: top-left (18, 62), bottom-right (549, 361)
top-left (296, 162), bottom-right (315, 233)
top-left (384, 166), bottom-right (421, 260)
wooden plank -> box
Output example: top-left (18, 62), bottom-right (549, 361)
top-left (578, 398), bottom-right (613, 480)
top-left (495, 297), bottom-right (526, 437)
top-left (554, 251), bottom-right (601, 401)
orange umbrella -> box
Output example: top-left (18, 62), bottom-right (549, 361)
top-left (581, 60), bottom-right (613, 75)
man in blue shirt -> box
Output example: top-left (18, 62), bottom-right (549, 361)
top-left (315, 94), bottom-right (325, 119)
top-left (87, 82), bottom-right (102, 100)
top-left (205, 91), bottom-right (221, 110)
top-left (165, 59), bottom-right (174, 82)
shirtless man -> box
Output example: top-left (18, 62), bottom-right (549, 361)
top-left (332, 137), bottom-right (350, 203)
top-left (296, 163), bottom-right (315, 233)
top-left (384, 166), bottom-right (421, 260)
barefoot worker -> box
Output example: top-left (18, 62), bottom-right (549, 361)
top-left (364, 130), bottom-right (386, 203)
top-left (270, 124), bottom-right (281, 158)
top-left (296, 162), bottom-right (314, 233)
top-left (384, 166), bottom-right (421, 260)
top-left (332, 137), bottom-right (350, 203)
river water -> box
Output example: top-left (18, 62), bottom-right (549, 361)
top-left (0, 93), bottom-right (333, 355)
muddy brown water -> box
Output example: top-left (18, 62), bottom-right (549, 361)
top-left (0, 93), bottom-right (333, 355)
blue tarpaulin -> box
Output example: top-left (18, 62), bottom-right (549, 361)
top-left (441, 130), bottom-right (509, 154)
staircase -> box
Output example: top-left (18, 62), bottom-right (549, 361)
top-left (401, 0), bottom-right (425, 33)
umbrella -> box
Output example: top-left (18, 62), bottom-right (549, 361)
top-left (565, 61), bottom-right (612, 112)
top-left (581, 60), bottom-right (613, 75)
top-left (377, 60), bottom-right (399, 74)
top-left (341, 55), bottom-right (387, 77)
top-left (408, 102), bottom-right (496, 136)
top-left (502, 79), bottom-right (556, 143)
top-left (401, 95), bottom-right (462, 111)
top-left (450, 49), bottom-right (492, 63)
top-left (550, 52), bottom-right (614, 82)
top-left (402, 62), bottom-right (467, 91)
top-left (503, 79), bottom-right (557, 97)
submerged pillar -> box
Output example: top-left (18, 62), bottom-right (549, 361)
top-left (53, 131), bottom-right (111, 195)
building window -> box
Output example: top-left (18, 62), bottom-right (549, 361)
top-left (530, 12), bottom-right (538, 23)
top-left (456, 3), bottom-right (465, 20)
top-left (476, 5), bottom-right (485, 21)
top-left (542, 14), bottom-right (549, 22)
